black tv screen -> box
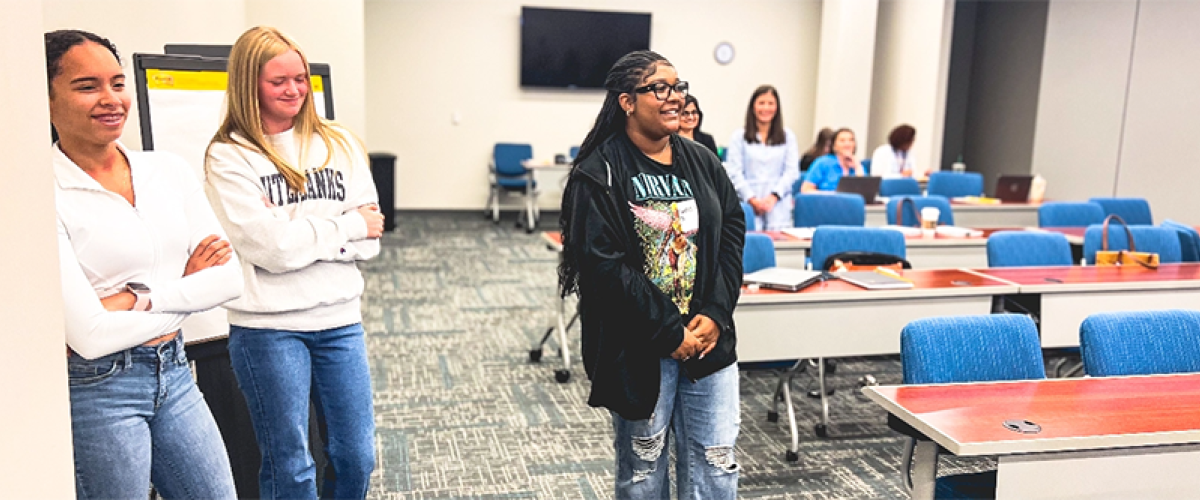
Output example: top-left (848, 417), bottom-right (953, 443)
top-left (521, 7), bottom-right (651, 89)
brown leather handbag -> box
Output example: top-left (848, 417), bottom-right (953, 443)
top-left (894, 197), bottom-right (922, 227)
top-left (1095, 214), bottom-right (1159, 269)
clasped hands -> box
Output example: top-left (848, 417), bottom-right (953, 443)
top-left (747, 194), bottom-right (778, 215)
top-left (671, 314), bottom-right (720, 362)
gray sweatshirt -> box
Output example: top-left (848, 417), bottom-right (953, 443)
top-left (204, 127), bottom-right (380, 331)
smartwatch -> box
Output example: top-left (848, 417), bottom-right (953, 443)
top-left (125, 282), bottom-right (152, 311)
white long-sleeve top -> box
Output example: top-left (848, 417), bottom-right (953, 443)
top-left (204, 127), bottom-right (381, 331)
top-left (871, 144), bottom-right (918, 179)
top-left (55, 143), bottom-right (244, 359)
top-left (723, 127), bottom-right (800, 230)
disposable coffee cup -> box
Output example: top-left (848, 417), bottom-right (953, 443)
top-left (921, 207), bottom-right (940, 235)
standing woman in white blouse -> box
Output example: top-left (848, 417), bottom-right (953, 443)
top-left (724, 85), bottom-right (801, 230)
top-left (872, 124), bottom-right (919, 178)
top-left (47, 29), bottom-right (241, 499)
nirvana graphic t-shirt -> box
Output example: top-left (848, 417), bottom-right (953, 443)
top-left (627, 157), bottom-right (700, 314)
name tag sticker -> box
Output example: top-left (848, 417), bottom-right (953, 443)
top-left (677, 199), bottom-right (699, 233)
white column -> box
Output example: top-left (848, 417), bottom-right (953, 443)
top-left (868, 0), bottom-right (956, 174)
top-left (813, 0), bottom-right (880, 150)
top-left (2, 0), bottom-right (76, 496)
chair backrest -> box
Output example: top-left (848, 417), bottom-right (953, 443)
top-left (986, 231), bottom-right (1073, 267)
top-left (740, 202), bottom-right (757, 232)
top-left (810, 226), bottom-right (906, 271)
top-left (1080, 310), bottom-right (1200, 377)
top-left (879, 178), bottom-right (922, 197)
top-left (1162, 220), bottom-right (1200, 262)
top-left (1088, 197), bottom-right (1153, 225)
top-left (902, 315), bottom-right (1046, 384)
top-left (493, 143), bottom-right (533, 177)
top-left (1038, 201), bottom-right (1106, 228)
top-left (743, 233), bottom-right (776, 273)
top-left (885, 196), bottom-right (955, 226)
top-left (1082, 224), bottom-right (1182, 264)
top-left (793, 193), bottom-right (866, 227)
top-left (861, 158), bottom-right (872, 175)
top-left (926, 171), bottom-right (984, 198)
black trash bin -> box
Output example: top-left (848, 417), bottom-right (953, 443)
top-left (369, 152), bottom-right (396, 232)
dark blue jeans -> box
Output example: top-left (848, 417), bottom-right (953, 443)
top-left (229, 323), bottom-right (376, 499)
top-left (68, 335), bottom-right (236, 499)
top-left (611, 359), bottom-right (740, 499)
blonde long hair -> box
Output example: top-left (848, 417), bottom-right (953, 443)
top-left (207, 26), bottom-right (359, 193)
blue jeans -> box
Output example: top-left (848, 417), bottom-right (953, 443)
top-left (611, 359), bottom-right (740, 500)
top-left (229, 323), bottom-right (376, 499)
top-left (68, 335), bottom-right (236, 500)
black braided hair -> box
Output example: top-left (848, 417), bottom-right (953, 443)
top-left (558, 50), bottom-right (671, 298)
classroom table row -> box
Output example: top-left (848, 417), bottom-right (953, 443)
top-left (865, 199), bottom-right (1040, 227)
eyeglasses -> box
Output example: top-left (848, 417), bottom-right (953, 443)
top-left (680, 110), bottom-right (700, 119)
top-left (632, 81), bottom-right (689, 101)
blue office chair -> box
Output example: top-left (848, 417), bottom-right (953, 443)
top-left (897, 314), bottom-right (1045, 498)
top-left (793, 193), bottom-right (866, 228)
top-left (986, 231), bottom-right (1073, 267)
top-left (1162, 220), bottom-right (1200, 262)
top-left (810, 226), bottom-right (907, 272)
top-left (1081, 310), bottom-right (1200, 377)
top-left (741, 202), bottom-right (757, 231)
top-left (1088, 197), bottom-right (1153, 225)
top-left (860, 158), bottom-right (872, 175)
top-left (926, 171), bottom-right (984, 198)
top-left (1038, 201), bottom-right (1106, 228)
top-left (743, 233), bottom-right (776, 273)
top-left (1082, 224), bottom-right (1182, 264)
top-left (880, 178), bottom-right (922, 197)
top-left (487, 143), bottom-right (538, 232)
top-left (885, 196), bottom-right (955, 226)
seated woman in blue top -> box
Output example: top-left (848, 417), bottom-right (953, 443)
top-left (724, 85), bottom-right (800, 230)
top-left (800, 127), bottom-right (865, 192)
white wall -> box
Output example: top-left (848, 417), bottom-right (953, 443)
top-left (1032, 0), bottom-right (1200, 224)
top-left (365, 0), bottom-right (822, 210)
top-left (812, 0), bottom-right (879, 149)
top-left (1030, 0), bottom-right (1136, 203)
top-left (1114, 0), bottom-right (1200, 224)
top-left (1, 0), bottom-right (76, 496)
top-left (868, 0), bottom-right (955, 175)
top-left (43, 0), bottom-right (368, 149)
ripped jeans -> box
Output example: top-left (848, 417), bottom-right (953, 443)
top-left (611, 359), bottom-right (740, 500)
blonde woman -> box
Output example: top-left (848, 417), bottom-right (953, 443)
top-left (204, 26), bottom-right (383, 499)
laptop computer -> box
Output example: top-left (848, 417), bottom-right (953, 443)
top-left (994, 175), bottom-right (1033, 202)
top-left (744, 267), bottom-right (826, 292)
top-left (834, 270), bottom-right (914, 290)
top-left (836, 176), bottom-right (883, 203)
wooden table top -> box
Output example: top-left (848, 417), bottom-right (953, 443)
top-left (966, 263), bottom-right (1200, 293)
top-left (863, 373), bottom-right (1200, 456)
top-left (760, 228), bottom-right (1011, 250)
top-left (740, 268), bottom-right (1018, 304)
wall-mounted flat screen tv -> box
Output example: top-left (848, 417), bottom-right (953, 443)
top-left (520, 7), bottom-right (651, 89)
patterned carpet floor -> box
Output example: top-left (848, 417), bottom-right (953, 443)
top-left (359, 212), bottom-right (993, 499)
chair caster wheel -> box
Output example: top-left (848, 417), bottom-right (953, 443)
top-left (554, 369), bottom-right (570, 383)
top-left (766, 411), bottom-right (779, 423)
top-left (814, 424), bottom-right (828, 437)
top-left (528, 349), bottom-right (542, 362)
top-left (785, 450), bottom-right (799, 462)
top-left (807, 388), bottom-right (835, 398)
top-left (525, 227), bottom-right (535, 234)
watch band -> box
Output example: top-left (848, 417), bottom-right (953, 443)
top-left (132, 292), bottom-right (151, 312)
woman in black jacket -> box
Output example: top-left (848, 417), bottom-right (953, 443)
top-left (679, 94), bottom-right (720, 158)
top-left (559, 50), bottom-right (745, 500)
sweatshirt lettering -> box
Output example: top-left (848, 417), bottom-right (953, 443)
top-left (260, 169), bottom-right (346, 207)
top-left (630, 173), bottom-right (693, 202)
